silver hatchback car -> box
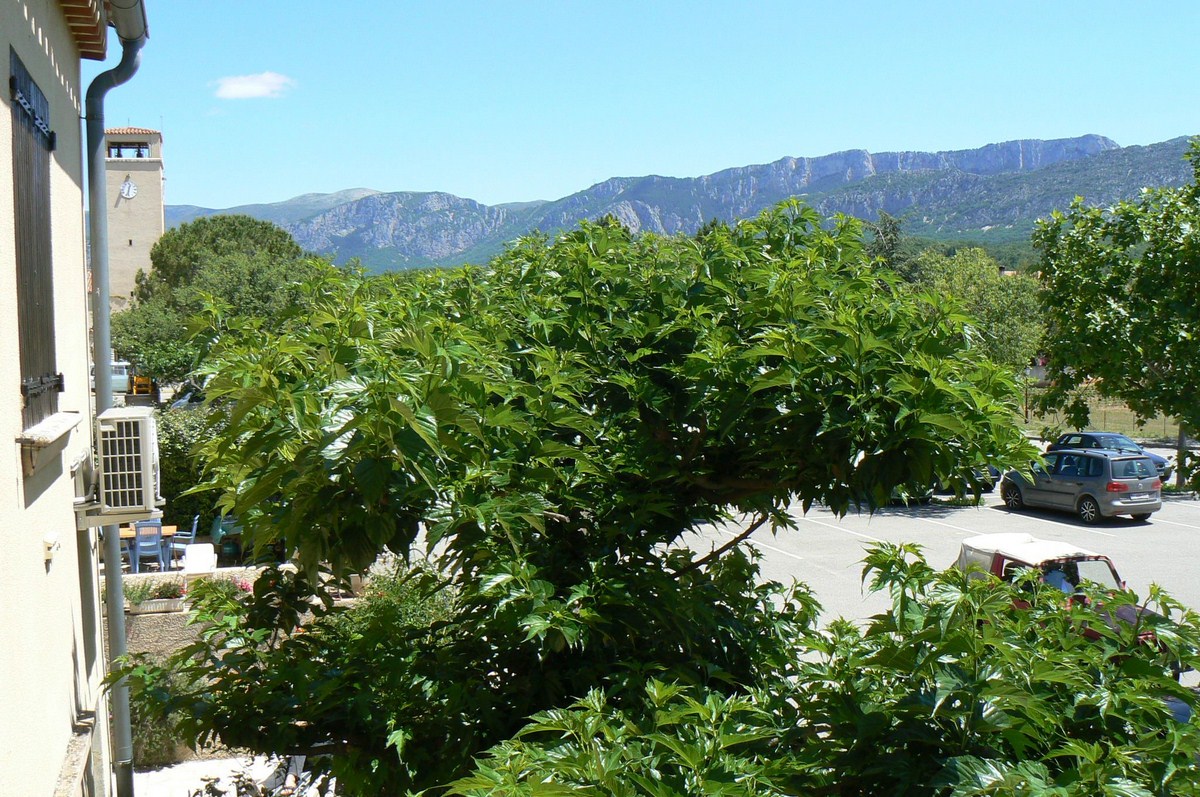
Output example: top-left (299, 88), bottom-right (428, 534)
top-left (1000, 449), bottom-right (1162, 524)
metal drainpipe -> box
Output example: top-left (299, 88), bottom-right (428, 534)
top-left (85, 7), bottom-right (147, 794)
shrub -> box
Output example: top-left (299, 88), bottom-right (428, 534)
top-left (155, 407), bottom-right (222, 531)
top-left (122, 580), bottom-right (153, 605)
top-left (118, 576), bottom-right (187, 605)
top-left (150, 578), bottom-right (186, 600)
top-left (451, 544), bottom-right (1200, 796)
top-left (196, 573), bottom-right (254, 602)
top-left (130, 656), bottom-right (191, 768)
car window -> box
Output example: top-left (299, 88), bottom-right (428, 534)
top-left (1042, 567), bottom-right (1074, 593)
top-left (1073, 559), bottom-right (1121, 590)
top-left (1054, 454), bottom-right (1082, 477)
top-left (1096, 434), bottom-right (1138, 451)
top-left (1036, 454), bottom-right (1058, 475)
top-left (1081, 456), bottom-right (1104, 477)
top-left (1115, 458), bottom-right (1155, 479)
top-left (1062, 434), bottom-right (1084, 447)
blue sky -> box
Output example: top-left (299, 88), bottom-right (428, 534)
top-left (84, 1), bottom-right (1200, 210)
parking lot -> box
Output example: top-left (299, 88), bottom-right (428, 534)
top-left (691, 492), bottom-right (1200, 626)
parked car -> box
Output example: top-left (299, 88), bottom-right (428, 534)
top-left (953, 532), bottom-right (1125, 590)
top-left (933, 465), bottom-right (1000, 495)
top-left (90, 360), bottom-right (132, 394)
top-left (1000, 449), bottom-right (1162, 524)
top-left (1047, 431), bottom-right (1173, 482)
top-left (169, 388), bottom-right (205, 410)
top-left (888, 464), bottom-right (1002, 506)
top-left (111, 360), bottom-right (131, 393)
top-left (952, 533), bottom-right (1183, 677)
top-left (169, 378), bottom-right (206, 410)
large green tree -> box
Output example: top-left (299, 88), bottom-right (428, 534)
top-left (112, 214), bottom-right (324, 382)
top-left (196, 204), bottom-right (1033, 571)
top-left (124, 202), bottom-right (1038, 792)
top-left (1035, 140), bottom-right (1200, 484)
top-left (133, 213), bottom-right (303, 297)
top-left (904, 247), bottom-right (1043, 371)
top-left (865, 209), bottom-right (916, 273)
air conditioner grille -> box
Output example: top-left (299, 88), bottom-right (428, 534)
top-left (100, 418), bottom-right (147, 509)
top-left (96, 407), bottom-right (162, 513)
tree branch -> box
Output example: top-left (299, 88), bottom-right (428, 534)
top-left (672, 511), bottom-right (769, 579)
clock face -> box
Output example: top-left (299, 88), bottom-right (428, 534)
top-left (119, 179), bottom-right (138, 199)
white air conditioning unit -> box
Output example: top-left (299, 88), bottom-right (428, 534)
top-left (95, 405), bottom-right (163, 515)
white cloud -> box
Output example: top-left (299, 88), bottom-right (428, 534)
top-left (212, 71), bottom-right (296, 100)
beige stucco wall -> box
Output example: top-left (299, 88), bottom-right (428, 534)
top-left (1, 2), bottom-right (111, 795)
top-left (106, 132), bottom-right (163, 311)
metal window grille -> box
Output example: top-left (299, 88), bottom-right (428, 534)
top-left (10, 48), bottom-right (60, 428)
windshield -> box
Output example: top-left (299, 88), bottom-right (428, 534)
top-left (1095, 434), bottom-right (1139, 452)
top-left (1040, 558), bottom-right (1121, 592)
top-left (1074, 558), bottom-right (1121, 590)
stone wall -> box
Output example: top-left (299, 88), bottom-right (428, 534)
top-left (108, 566), bottom-right (259, 659)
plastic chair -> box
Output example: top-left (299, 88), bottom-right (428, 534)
top-left (128, 519), bottom-right (165, 574)
top-left (181, 543), bottom-right (217, 575)
top-left (181, 543), bottom-right (218, 589)
top-left (210, 514), bottom-right (232, 544)
top-left (168, 515), bottom-right (200, 567)
top-left (211, 515), bottom-right (243, 563)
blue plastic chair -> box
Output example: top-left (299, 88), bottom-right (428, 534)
top-left (211, 514), bottom-right (244, 563)
top-left (168, 514), bottom-right (200, 568)
top-left (128, 519), bottom-right (165, 574)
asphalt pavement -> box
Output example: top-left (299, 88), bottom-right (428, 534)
top-left (690, 490), bottom-right (1200, 627)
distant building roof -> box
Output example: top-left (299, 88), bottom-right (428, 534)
top-left (106, 127), bottom-right (161, 136)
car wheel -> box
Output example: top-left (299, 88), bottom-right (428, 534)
top-left (1001, 483), bottom-right (1024, 510)
top-left (1077, 496), bottom-right (1102, 525)
top-left (1131, 513), bottom-right (1152, 522)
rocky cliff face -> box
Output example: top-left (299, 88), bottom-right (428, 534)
top-left (521, 135), bottom-right (1122, 238)
top-left (285, 192), bottom-right (526, 263)
top-left (169, 134), bottom-right (1192, 271)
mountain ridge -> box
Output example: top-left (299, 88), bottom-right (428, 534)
top-left (165, 134), bottom-right (1194, 271)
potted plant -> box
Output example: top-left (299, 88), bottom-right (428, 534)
top-left (126, 578), bottom-right (187, 614)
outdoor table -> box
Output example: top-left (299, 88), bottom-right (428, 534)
top-left (114, 525), bottom-right (179, 571)
top-left (118, 524), bottom-right (178, 539)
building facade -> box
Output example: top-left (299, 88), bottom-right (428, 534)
top-left (104, 127), bottom-right (163, 311)
top-left (1, 2), bottom-right (141, 794)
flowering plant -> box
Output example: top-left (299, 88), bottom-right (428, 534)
top-left (149, 579), bottom-right (186, 600)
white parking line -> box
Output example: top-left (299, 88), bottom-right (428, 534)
top-left (713, 527), bottom-right (846, 577)
top-left (797, 515), bottom-right (885, 543)
top-left (1148, 517), bottom-right (1200, 531)
top-left (984, 507), bottom-right (1118, 537)
top-left (910, 516), bottom-right (988, 536)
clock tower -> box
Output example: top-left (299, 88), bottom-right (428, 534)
top-left (104, 127), bottom-right (164, 312)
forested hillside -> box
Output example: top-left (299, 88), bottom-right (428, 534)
top-left (166, 135), bottom-right (1194, 271)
